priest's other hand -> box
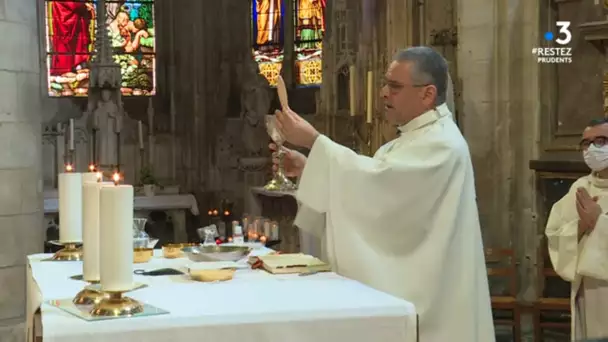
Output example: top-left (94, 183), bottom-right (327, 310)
top-left (275, 109), bottom-right (319, 149)
top-left (576, 187), bottom-right (601, 232)
top-left (269, 143), bottom-right (307, 178)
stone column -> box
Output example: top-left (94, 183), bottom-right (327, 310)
top-left (457, 0), bottom-right (540, 338)
top-left (0, 0), bottom-right (44, 340)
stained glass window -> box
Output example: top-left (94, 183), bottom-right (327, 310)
top-left (45, 0), bottom-right (156, 97)
top-left (294, 0), bottom-right (325, 86)
top-left (251, 0), bottom-right (285, 87)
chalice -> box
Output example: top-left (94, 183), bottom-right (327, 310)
top-left (264, 114), bottom-right (296, 191)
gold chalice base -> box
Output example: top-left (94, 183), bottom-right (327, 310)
top-left (52, 244), bottom-right (83, 261)
top-left (73, 286), bottom-right (107, 306)
top-left (90, 292), bottom-right (144, 317)
top-left (264, 171), bottom-right (296, 191)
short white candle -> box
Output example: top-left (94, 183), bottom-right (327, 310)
top-left (58, 172), bottom-right (83, 243)
top-left (100, 183), bottom-right (134, 291)
top-left (138, 121), bottom-right (144, 149)
top-left (82, 181), bottom-right (112, 282)
top-left (349, 65), bottom-right (356, 116)
top-left (366, 71), bottom-right (373, 123)
top-left (69, 119), bottom-right (75, 150)
top-left (270, 222), bottom-right (279, 240)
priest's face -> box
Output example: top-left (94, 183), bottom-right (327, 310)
top-left (381, 61), bottom-right (437, 126)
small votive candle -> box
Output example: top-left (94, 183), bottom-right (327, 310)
top-left (260, 236), bottom-right (267, 243)
top-left (270, 221), bottom-right (279, 241)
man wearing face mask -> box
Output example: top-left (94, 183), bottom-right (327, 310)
top-left (546, 118), bottom-right (608, 341)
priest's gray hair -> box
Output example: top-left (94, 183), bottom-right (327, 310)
top-left (393, 47), bottom-right (449, 107)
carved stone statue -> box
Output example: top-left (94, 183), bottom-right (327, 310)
top-left (239, 60), bottom-right (271, 157)
top-left (87, 88), bottom-right (123, 168)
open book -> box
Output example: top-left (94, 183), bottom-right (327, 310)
top-left (251, 253), bottom-right (331, 274)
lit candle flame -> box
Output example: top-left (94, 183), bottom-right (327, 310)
top-left (212, 209), bottom-right (218, 216)
top-left (260, 236), bottom-right (267, 243)
top-left (89, 164), bottom-right (96, 172)
top-left (112, 172), bottom-right (120, 185)
top-left (224, 210), bottom-right (230, 216)
top-left (65, 164), bottom-right (73, 172)
top-left (96, 172), bottom-right (103, 182)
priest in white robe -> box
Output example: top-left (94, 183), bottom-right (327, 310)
top-left (272, 46), bottom-right (494, 342)
top-left (545, 118), bottom-right (608, 341)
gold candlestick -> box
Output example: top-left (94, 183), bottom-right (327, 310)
top-left (73, 280), bottom-right (107, 306)
top-left (87, 282), bottom-right (148, 317)
top-left (50, 241), bottom-right (83, 261)
top-left (90, 291), bottom-right (143, 317)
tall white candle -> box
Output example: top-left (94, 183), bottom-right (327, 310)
top-left (366, 71), bottom-right (373, 123)
top-left (138, 121), bottom-right (144, 149)
top-left (147, 98), bottom-right (154, 165)
top-left (82, 181), bottom-right (112, 282)
top-left (69, 119), bottom-right (75, 150)
top-left (99, 184), bottom-right (134, 291)
top-left (58, 172), bottom-right (83, 242)
top-left (349, 65), bottom-right (356, 116)
top-left (82, 172), bottom-right (97, 184)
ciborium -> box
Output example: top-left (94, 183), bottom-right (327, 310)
top-left (264, 115), bottom-right (296, 191)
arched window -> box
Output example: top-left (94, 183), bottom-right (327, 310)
top-left (45, 0), bottom-right (156, 97)
top-left (294, 0), bottom-right (325, 87)
top-left (251, 0), bottom-right (325, 88)
top-left (251, 0), bottom-right (285, 87)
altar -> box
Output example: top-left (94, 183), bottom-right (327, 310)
top-left (26, 250), bottom-right (418, 342)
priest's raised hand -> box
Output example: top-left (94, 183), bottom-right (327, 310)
top-left (269, 143), bottom-right (307, 178)
top-left (274, 109), bottom-right (319, 149)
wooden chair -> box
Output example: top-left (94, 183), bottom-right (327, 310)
top-left (485, 248), bottom-right (521, 342)
top-left (534, 238), bottom-right (571, 341)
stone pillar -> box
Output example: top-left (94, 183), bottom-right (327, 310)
top-left (458, 0), bottom-right (540, 339)
top-left (0, 0), bottom-right (44, 340)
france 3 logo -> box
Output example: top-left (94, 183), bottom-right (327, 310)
top-left (533, 21), bottom-right (572, 64)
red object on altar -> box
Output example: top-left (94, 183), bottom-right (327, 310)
top-left (49, 2), bottom-right (93, 75)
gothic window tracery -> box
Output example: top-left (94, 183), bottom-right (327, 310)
top-left (45, 0), bottom-right (156, 97)
top-left (251, 0), bottom-right (325, 87)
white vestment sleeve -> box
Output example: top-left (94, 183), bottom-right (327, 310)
top-left (578, 214), bottom-right (608, 281)
top-left (545, 192), bottom-right (580, 282)
top-left (294, 205), bottom-right (327, 260)
top-left (297, 134), bottom-right (460, 241)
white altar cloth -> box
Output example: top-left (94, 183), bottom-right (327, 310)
top-left (27, 252), bottom-right (417, 342)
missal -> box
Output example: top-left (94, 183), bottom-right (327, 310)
top-left (251, 253), bottom-right (331, 274)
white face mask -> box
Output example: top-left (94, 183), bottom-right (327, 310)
top-left (584, 144), bottom-right (608, 171)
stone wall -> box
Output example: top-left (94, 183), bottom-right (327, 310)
top-left (457, 0), bottom-right (541, 337)
top-left (0, 0), bottom-right (44, 340)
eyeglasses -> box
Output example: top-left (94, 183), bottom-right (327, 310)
top-left (382, 78), bottom-right (430, 93)
top-left (579, 136), bottom-right (608, 150)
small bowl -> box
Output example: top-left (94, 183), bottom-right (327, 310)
top-left (133, 248), bottom-right (153, 263)
top-left (189, 269), bottom-right (236, 282)
top-left (182, 245), bottom-right (251, 262)
top-left (162, 243), bottom-right (198, 259)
